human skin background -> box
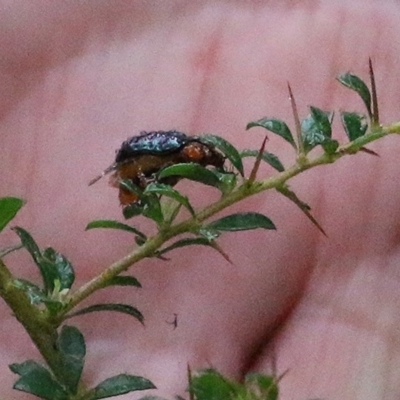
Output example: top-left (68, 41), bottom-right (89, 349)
top-left (1, 1), bottom-right (400, 399)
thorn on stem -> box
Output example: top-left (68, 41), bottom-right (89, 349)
top-left (369, 58), bottom-right (379, 125)
top-left (360, 147), bottom-right (379, 157)
top-left (211, 241), bottom-right (234, 265)
top-left (248, 135), bottom-right (268, 183)
top-left (288, 83), bottom-right (303, 155)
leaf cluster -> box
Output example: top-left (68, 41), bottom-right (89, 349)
top-left (11, 326), bottom-right (154, 400)
top-left (0, 199), bottom-right (149, 399)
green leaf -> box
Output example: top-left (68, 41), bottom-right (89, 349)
top-left (12, 279), bottom-right (48, 304)
top-left (190, 369), bottom-right (242, 400)
top-left (337, 73), bottom-right (372, 118)
top-left (341, 111), bottom-right (368, 141)
top-left (13, 279), bottom-right (65, 313)
top-left (57, 325), bottom-right (86, 394)
top-left (212, 171), bottom-right (237, 195)
top-left (301, 107), bottom-right (333, 153)
top-left (206, 212), bottom-right (276, 232)
top-left (12, 227), bottom-right (75, 293)
top-left (67, 303), bottom-right (144, 325)
top-left (42, 247), bottom-right (75, 291)
top-left (246, 118), bottom-right (296, 148)
top-left (245, 373), bottom-right (279, 400)
top-left (123, 203), bottom-right (145, 220)
top-left (102, 276), bottom-right (142, 289)
top-left (158, 238), bottom-right (214, 256)
top-left (142, 194), bottom-right (164, 225)
top-left (158, 163), bottom-right (221, 189)
top-left (119, 180), bottom-right (143, 198)
top-left (240, 149), bottom-right (285, 172)
top-left (201, 134), bottom-right (244, 176)
top-left (93, 374), bottom-right (156, 399)
top-left (12, 226), bottom-right (41, 262)
top-left (321, 139), bottom-right (339, 155)
top-left (10, 360), bottom-right (68, 400)
top-left (12, 227), bottom-right (54, 291)
top-left (310, 106), bottom-right (333, 135)
top-left (0, 197), bottom-right (24, 233)
top-left (145, 183), bottom-right (195, 216)
top-left (86, 219), bottom-right (147, 240)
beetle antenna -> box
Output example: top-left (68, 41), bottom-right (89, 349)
top-left (88, 163), bottom-right (117, 186)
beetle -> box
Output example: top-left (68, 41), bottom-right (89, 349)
top-left (89, 130), bottom-right (225, 205)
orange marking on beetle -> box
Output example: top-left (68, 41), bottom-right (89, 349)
top-left (182, 143), bottom-right (206, 162)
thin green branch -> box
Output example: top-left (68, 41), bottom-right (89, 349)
top-left (63, 122), bottom-right (400, 316)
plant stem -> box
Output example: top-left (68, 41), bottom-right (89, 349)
top-left (64, 122), bottom-right (400, 316)
top-left (0, 260), bottom-right (65, 381)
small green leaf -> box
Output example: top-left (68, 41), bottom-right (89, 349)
top-left (12, 226), bottom-right (41, 262)
top-left (42, 247), bottom-right (75, 291)
top-left (102, 275), bottom-right (142, 288)
top-left (10, 360), bottom-right (68, 400)
top-left (57, 325), bottom-right (86, 394)
top-left (337, 73), bottom-right (372, 118)
top-left (119, 180), bottom-right (143, 197)
top-left (240, 150), bottom-right (285, 172)
top-left (190, 369), bottom-right (242, 400)
top-left (12, 227), bottom-right (55, 292)
top-left (0, 197), bottom-right (24, 233)
top-left (86, 219), bottom-right (147, 240)
top-left (212, 171), bottom-right (237, 195)
top-left (12, 228), bottom-right (75, 293)
top-left (206, 212), bottom-right (276, 232)
top-left (145, 183), bottom-right (195, 216)
top-left (310, 106), bottom-right (333, 135)
top-left (158, 238), bottom-right (214, 256)
top-left (158, 163), bottom-right (221, 189)
top-left (12, 279), bottom-right (48, 304)
top-left (142, 194), bottom-right (164, 225)
top-left (123, 203), bottom-right (145, 219)
top-left (13, 279), bottom-right (65, 313)
top-left (246, 118), bottom-right (296, 148)
top-left (245, 373), bottom-right (279, 400)
top-left (67, 303), bottom-right (144, 325)
top-left (341, 111), bottom-right (368, 141)
top-left (301, 107), bottom-right (333, 153)
top-left (93, 374), bottom-right (156, 399)
top-left (201, 134), bottom-right (244, 176)
top-left (321, 139), bottom-right (339, 155)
